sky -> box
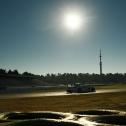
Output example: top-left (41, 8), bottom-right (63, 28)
top-left (0, 0), bottom-right (126, 75)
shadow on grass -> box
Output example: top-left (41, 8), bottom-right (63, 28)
top-left (0, 119), bottom-right (10, 123)
top-left (1, 110), bottom-right (126, 126)
top-left (88, 115), bottom-right (126, 125)
top-left (7, 119), bottom-right (82, 126)
top-left (75, 109), bottom-right (119, 115)
top-left (3, 112), bottom-right (65, 120)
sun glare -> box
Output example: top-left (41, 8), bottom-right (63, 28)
top-left (64, 13), bottom-right (82, 31)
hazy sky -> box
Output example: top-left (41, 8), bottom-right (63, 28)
top-left (0, 0), bottom-right (126, 74)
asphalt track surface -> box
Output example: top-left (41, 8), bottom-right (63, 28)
top-left (0, 89), bottom-right (126, 99)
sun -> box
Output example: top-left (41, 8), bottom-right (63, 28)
top-left (64, 13), bottom-right (82, 31)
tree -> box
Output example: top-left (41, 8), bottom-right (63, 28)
top-left (7, 69), bottom-right (19, 75)
top-left (22, 71), bottom-right (34, 76)
top-left (13, 69), bottom-right (19, 75)
top-left (0, 69), bottom-right (6, 74)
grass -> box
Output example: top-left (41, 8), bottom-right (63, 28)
top-left (0, 84), bottom-right (126, 126)
top-left (0, 91), bottom-right (126, 113)
top-left (95, 83), bottom-right (126, 90)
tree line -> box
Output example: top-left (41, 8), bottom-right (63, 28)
top-left (0, 68), bottom-right (126, 84)
top-left (0, 69), bottom-right (35, 77)
top-left (42, 73), bottom-right (126, 84)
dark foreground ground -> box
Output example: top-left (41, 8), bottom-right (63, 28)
top-left (0, 109), bottom-right (126, 126)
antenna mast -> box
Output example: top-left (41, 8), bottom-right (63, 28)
top-left (99, 50), bottom-right (102, 75)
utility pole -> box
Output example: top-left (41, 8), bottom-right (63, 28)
top-left (99, 49), bottom-right (102, 75)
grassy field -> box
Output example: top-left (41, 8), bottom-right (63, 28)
top-left (95, 83), bottom-right (126, 90)
top-left (0, 91), bottom-right (126, 113)
top-left (0, 84), bottom-right (125, 113)
top-left (0, 83), bottom-right (126, 125)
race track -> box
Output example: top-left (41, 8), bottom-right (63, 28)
top-left (0, 88), bottom-right (126, 99)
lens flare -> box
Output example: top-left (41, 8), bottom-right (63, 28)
top-left (64, 13), bottom-right (82, 31)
